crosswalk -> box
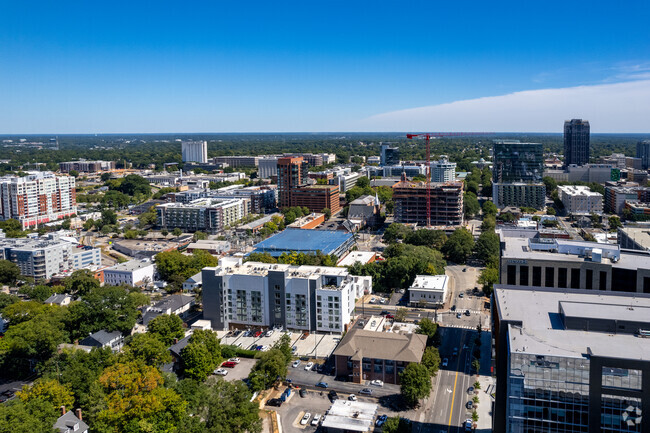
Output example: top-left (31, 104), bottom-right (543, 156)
top-left (444, 323), bottom-right (491, 331)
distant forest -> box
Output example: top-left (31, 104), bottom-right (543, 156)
top-left (0, 132), bottom-right (648, 172)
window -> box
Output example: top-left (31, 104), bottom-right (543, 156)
top-left (586, 269), bottom-right (593, 290)
top-left (519, 266), bottom-right (529, 286)
top-left (558, 268), bottom-right (568, 288)
top-left (545, 267), bottom-right (554, 287)
top-left (570, 268), bottom-right (581, 289)
top-left (532, 267), bottom-right (541, 287)
top-left (507, 265), bottom-right (516, 285)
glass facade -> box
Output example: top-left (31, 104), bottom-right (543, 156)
top-left (493, 141), bottom-right (544, 183)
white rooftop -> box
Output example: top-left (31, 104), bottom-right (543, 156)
top-left (337, 251), bottom-right (376, 267)
top-left (558, 185), bottom-right (602, 197)
top-left (320, 399), bottom-right (378, 432)
top-left (106, 259), bottom-right (155, 272)
top-left (409, 274), bottom-right (448, 292)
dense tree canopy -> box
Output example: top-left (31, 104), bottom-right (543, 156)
top-left (0, 260), bottom-right (21, 284)
top-left (399, 363), bottom-right (432, 407)
top-left (442, 228), bottom-right (475, 264)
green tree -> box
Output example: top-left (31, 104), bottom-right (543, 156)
top-left (421, 346), bottom-right (441, 376)
top-left (248, 349), bottom-right (288, 391)
top-left (172, 227), bottom-right (183, 237)
top-left (475, 230), bottom-right (499, 263)
top-left (101, 172), bottom-right (112, 182)
top-left (0, 259), bottom-right (21, 284)
top-left (2, 312), bottom-right (67, 371)
top-left (192, 231), bottom-right (208, 242)
top-left (383, 223), bottom-right (411, 243)
top-left (399, 363), bottom-right (432, 407)
top-left (181, 330), bottom-right (222, 381)
top-left (416, 318), bottom-right (438, 340)
top-left (101, 209), bottom-right (118, 225)
top-left (0, 292), bottom-right (19, 311)
top-left (481, 215), bottom-right (496, 232)
top-left (442, 228), bottom-right (475, 264)
top-left (64, 269), bottom-right (100, 297)
top-left (147, 314), bottom-right (185, 346)
top-left (482, 200), bottom-right (497, 216)
top-left (96, 361), bottom-right (187, 432)
top-left (0, 398), bottom-right (59, 433)
top-left (124, 332), bottom-right (172, 366)
top-left (115, 174), bottom-right (152, 198)
top-left (1, 301), bottom-right (48, 326)
top-left (478, 266), bottom-right (498, 296)
top-left (464, 192), bottom-right (480, 218)
top-left (274, 333), bottom-right (292, 364)
top-left (608, 215), bottom-right (623, 231)
top-left (17, 379), bottom-right (74, 411)
top-left (19, 284), bottom-right (55, 302)
top-left (395, 307), bottom-right (408, 322)
top-left (322, 207), bottom-right (332, 220)
top-left (382, 416), bottom-right (412, 433)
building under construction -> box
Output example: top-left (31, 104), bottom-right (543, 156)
top-left (392, 175), bottom-right (464, 227)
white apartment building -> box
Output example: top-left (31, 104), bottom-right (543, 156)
top-left (156, 197), bottom-right (248, 234)
top-left (430, 156), bottom-right (457, 182)
top-left (103, 259), bottom-right (156, 287)
top-left (558, 185), bottom-right (603, 215)
top-left (0, 172), bottom-right (76, 229)
top-left (408, 275), bottom-right (449, 306)
top-left (181, 140), bottom-right (208, 163)
top-left (203, 257), bottom-right (372, 333)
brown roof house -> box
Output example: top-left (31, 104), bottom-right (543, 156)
top-left (333, 328), bottom-right (426, 385)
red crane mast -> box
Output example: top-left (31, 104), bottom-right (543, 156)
top-left (406, 132), bottom-right (491, 227)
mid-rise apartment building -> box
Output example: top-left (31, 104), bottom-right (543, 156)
top-left (171, 185), bottom-right (277, 214)
top-left (493, 182), bottom-right (546, 209)
top-left (290, 184), bottom-right (341, 214)
top-left (156, 198), bottom-right (248, 234)
top-left (557, 185), bottom-right (603, 215)
top-left (277, 157), bottom-right (309, 208)
top-left (564, 118), bottom-right (591, 167)
top-left (430, 156), bottom-right (457, 182)
top-left (258, 156), bottom-right (278, 179)
top-left (493, 286), bottom-right (650, 433)
top-left (181, 140), bottom-right (208, 163)
top-left (277, 157), bottom-right (340, 213)
top-left (212, 155), bottom-right (259, 168)
top-left (202, 256), bottom-right (372, 333)
top-left (0, 234), bottom-right (101, 280)
top-left (0, 172), bottom-right (76, 229)
top-left (604, 186), bottom-right (650, 214)
top-left (498, 232), bottom-right (650, 293)
top-left (59, 160), bottom-right (115, 173)
top-left (392, 176), bottom-right (464, 227)
top-left (380, 144), bottom-right (400, 166)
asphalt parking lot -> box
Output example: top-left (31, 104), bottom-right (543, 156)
top-left (217, 357), bottom-right (255, 382)
top-left (218, 330), bottom-right (341, 360)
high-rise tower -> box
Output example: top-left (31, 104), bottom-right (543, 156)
top-left (564, 119), bottom-right (590, 167)
top-left (181, 140), bottom-right (208, 163)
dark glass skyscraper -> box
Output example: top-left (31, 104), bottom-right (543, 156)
top-left (636, 140), bottom-right (650, 170)
top-left (492, 140), bottom-right (544, 183)
top-left (564, 119), bottom-right (590, 166)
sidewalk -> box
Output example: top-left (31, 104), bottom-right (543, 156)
top-left (474, 375), bottom-right (494, 432)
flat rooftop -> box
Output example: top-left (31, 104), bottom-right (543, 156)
top-left (494, 286), bottom-right (650, 360)
top-left (214, 258), bottom-right (349, 279)
top-left (251, 228), bottom-right (354, 257)
top-left (337, 251), bottom-right (376, 267)
top-left (320, 399), bottom-right (378, 432)
top-left (500, 234), bottom-right (650, 270)
top-left (409, 274), bottom-right (448, 292)
top-left (619, 227), bottom-right (650, 249)
top-left (106, 259), bottom-right (155, 272)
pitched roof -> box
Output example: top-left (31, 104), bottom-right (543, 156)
top-left (80, 330), bottom-right (122, 346)
top-left (54, 411), bottom-right (89, 433)
top-left (169, 335), bottom-right (191, 358)
top-left (45, 293), bottom-right (71, 305)
top-left (333, 329), bottom-right (426, 363)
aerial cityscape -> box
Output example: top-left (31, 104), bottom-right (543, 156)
top-left (1, 2), bottom-right (650, 433)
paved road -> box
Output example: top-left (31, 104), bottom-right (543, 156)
top-left (286, 367), bottom-right (400, 398)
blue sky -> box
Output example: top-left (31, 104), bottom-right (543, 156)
top-left (2, 1), bottom-right (650, 133)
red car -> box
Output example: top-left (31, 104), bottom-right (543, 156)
top-left (254, 331), bottom-right (262, 337)
top-left (222, 361), bottom-right (237, 368)
top-left (385, 314), bottom-right (394, 319)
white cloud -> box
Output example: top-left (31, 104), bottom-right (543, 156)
top-left (357, 80), bottom-right (650, 133)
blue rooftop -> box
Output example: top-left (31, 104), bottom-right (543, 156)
top-left (251, 228), bottom-right (355, 257)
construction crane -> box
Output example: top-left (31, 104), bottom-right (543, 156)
top-left (406, 132), bottom-right (491, 227)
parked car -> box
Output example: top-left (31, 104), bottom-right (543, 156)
top-left (254, 330), bottom-right (262, 337)
top-left (370, 379), bottom-right (384, 387)
top-left (328, 390), bottom-right (338, 401)
top-left (442, 358), bottom-right (449, 367)
top-left (348, 394), bottom-right (357, 401)
top-left (376, 414), bottom-right (388, 427)
top-left (316, 382), bottom-right (329, 388)
top-left (301, 332), bottom-right (309, 340)
top-left (459, 293), bottom-right (464, 298)
top-left (467, 386), bottom-right (474, 395)
top-left (385, 314), bottom-right (394, 319)
top-left (456, 312), bottom-right (462, 319)
top-left (453, 347), bottom-right (458, 356)
top-left (369, 297), bottom-right (376, 304)
top-left (292, 360), bottom-right (301, 368)
top-left (291, 345), bottom-right (297, 352)
top-left (300, 413), bottom-right (311, 425)
top-left (359, 388), bottom-right (372, 395)
top-left (214, 368), bottom-right (228, 376)
top-left (265, 330), bottom-right (274, 337)
top-left (379, 298), bottom-right (386, 304)
top-left (227, 358), bottom-right (241, 364)
top-left (466, 401), bottom-right (473, 409)
top-left (222, 361), bottom-right (237, 368)
top-left (299, 388), bottom-right (307, 398)
top-left (311, 414), bottom-right (321, 426)
top-left (261, 345), bottom-right (270, 351)
top-left (304, 362), bottom-right (314, 371)
top-left (266, 398), bottom-right (283, 407)
top-left (465, 309), bottom-right (471, 316)
top-left (451, 305), bottom-right (456, 311)
top-left (464, 419), bottom-right (473, 432)
top-left (285, 331), bottom-right (292, 337)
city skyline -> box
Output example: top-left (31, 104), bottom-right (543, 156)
top-left (2, 1), bottom-right (650, 133)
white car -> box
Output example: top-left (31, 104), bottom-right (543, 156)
top-left (261, 345), bottom-right (270, 351)
top-left (311, 414), bottom-right (321, 426)
top-left (369, 297), bottom-right (376, 304)
top-left (304, 362), bottom-right (314, 371)
top-left (266, 330), bottom-right (274, 337)
top-left (292, 360), bottom-right (301, 368)
top-left (300, 413), bottom-right (311, 425)
top-left (214, 368), bottom-right (228, 376)
top-left (228, 358), bottom-right (241, 364)
top-left (348, 394), bottom-right (357, 401)
top-left (285, 331), bottom-right (292, 337)
top-left (370, 379), bottom-right (384, 387)
top-left (379, 298), bottom-right (386, 304)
